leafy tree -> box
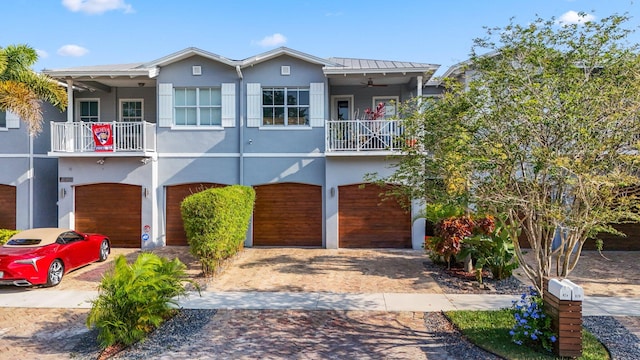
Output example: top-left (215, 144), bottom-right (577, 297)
top-left (0, 44), bottom-right (67, 135)
top-left (384, 13), bottom-right (640, 293)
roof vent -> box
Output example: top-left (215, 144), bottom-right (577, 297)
top-left (192, 66), bottom-right (202, 76)
top-left (281, 65), bottom-right (290, 76)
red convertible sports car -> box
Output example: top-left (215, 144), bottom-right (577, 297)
top-left (0, 228), bottom-right (110, 287)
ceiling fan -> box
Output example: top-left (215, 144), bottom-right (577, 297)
top-left (362, 78), bottom-right (387, 87)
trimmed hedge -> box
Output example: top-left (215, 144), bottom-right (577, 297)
top-left (181, 185), bottom-right (255, 276)
top-left (0, 229), bottom-right (18, 245)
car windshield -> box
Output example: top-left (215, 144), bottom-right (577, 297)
top-left (6, 239), bottom-right (42, 246)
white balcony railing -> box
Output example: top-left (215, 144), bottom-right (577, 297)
top-left (50, 121), bottom-right (156, 153)
top-left (326, 119), bottom-right (405, 152)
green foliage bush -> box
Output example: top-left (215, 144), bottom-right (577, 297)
top-left (86, 253), bottom-right (193, 349)
top-left (461, 225), bottom-right (519, 281)
top-left (0, 229), bottom-right (18, 245)
top-left (181, 185), bottom-right (255, 276)
top-left (425, 214), bottom-right (518, 281)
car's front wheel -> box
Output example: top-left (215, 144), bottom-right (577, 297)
top-left (46, 259), bottom-right (64, 287)
top-left (98, 239), bottom-right (110, 262)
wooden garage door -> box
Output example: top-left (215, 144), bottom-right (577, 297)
top-left (253, 183), bottom-right (322, 246)
top-left (75, 183), bottom-right (141, 248)
top-left (590, 223), bottom-right (640, 251)
top-left (339, 183), bottom-right (411, 248)
top-left (0, 184), bottom-right (16, 229)
top-left (166, 183), bottom-right (224, 246)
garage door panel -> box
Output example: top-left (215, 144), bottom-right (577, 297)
top-left (339, 184), bottom-right (411, 248)
top-left (591, 223), bottom-right (640, 250)
top-left (0, 184), bottom-right (16, 229)
top-left (166, 183), bottom-right (223, 246)
top-left (253, 183), bottom-right (322, 247)
top-left (76, 183), bottom-right (141, 248)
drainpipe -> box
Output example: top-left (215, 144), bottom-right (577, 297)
top-left (236, 65), bottom-right (244, 185)
top-left (28, 134), bottom-right (33, 228)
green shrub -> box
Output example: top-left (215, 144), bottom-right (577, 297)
top-left (0, 229), bottom-right (18, 245)
top-left (86, 253), bottom-right (194, 349)
top-left (460, 216), bottom-right (519, 281)
top-left (181, 185), bottom-right (255, 276)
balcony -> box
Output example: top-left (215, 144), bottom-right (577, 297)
top-left (50, 121), bottom-right (156, 157)
top-left (326, 119), bottom-right (405, 155)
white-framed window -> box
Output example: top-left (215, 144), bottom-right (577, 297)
top-left (262, 87), bottom-right (309, 126)
top-left (78, 99), bottom-right (100, 122)
top-left (120, 99), bottom-right (143, 122)
top-left (372, 96), bottom-right (399, 120)
top-left (174, 87), bottom-right (222, 126)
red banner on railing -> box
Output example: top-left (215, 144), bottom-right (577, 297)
top-left (92, 123), bottom-right (114, 152)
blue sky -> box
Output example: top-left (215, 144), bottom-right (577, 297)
top-left (3, 0), bottom-right (639, 75)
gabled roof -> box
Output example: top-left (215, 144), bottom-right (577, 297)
top-left (439, 51), bottom-right (501, 80)
top-left (240, 47), bottom-right (337, 68)
top-left (324, 57), bottom-right (439, 75)
top-left (144, 47), bottom-right (237, 68)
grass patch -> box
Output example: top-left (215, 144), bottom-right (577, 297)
top-left (445, 309), bottom-right (610, 360)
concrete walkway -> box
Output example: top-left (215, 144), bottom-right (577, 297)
top-left (1, 290), bottom-right (639, 317)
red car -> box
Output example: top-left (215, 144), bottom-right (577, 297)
top-left (0, 228), bottom-right (110, 287)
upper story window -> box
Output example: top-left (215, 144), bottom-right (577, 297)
top-left (120, 99), bottom-right (143, 122)
top-left (174, 87), bottom-right (221, 126)
top-left (79, 100), bottom-right (99, 122)
top-left (262, 87), bottom-right (309, 126)
top-left (0, 111), bottom-right (6, 128)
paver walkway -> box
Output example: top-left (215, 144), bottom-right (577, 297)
top-left (0, 248), bottom-right (639, 359)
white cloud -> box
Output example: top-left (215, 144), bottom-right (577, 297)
top-left (57, 44), bottom-right (89, 57)
top-left (36, 49), bottom-right (49, 59)
top-left (255, 33), bottom-right (287, 47)
top-left (62, 0), bottom-right (134, 15)
top-left (557, 11), bottom-right (596, 25)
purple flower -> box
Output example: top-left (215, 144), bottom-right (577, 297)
top-left (550, 335), bottom-right (557, 343)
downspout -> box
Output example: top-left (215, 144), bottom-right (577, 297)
top-left (236, 65), bottom-right (244, 185)
top-left (28, 134), bottom-right (33, 228)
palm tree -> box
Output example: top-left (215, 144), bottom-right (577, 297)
top-left (0, 44), bottom-right (67, 135)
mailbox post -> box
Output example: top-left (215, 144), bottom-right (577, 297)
top-left (544, 279), bottom-right (584, 358)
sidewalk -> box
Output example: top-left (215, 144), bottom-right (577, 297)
top-left (1, 289), bottom-right (639, 316)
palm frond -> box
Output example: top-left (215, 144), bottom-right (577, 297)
top-left (13, 70), bottom-right (67, 110)
top-left (0, 80), bottom-right (43, 134)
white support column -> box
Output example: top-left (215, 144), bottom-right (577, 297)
top-left (416, 75), bottom-right (423, 109)
top-left (411, 199), bottom-right (426, 250)
top-left (66, 79), bottom-right (74, 122)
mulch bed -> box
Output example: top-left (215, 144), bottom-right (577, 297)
top-left (423, 261), bottom-right (531, 295)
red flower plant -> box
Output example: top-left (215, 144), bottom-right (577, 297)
top-left (364, 102), bottom-right (386, 120)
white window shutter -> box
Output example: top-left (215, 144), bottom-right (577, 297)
top-left (158, 83), bottom-right (173, 127)
top-left (246, 83), bottom-right (261, 127)
top-left (6, 111), bottom-right (20, 129)
top-left (221, 83), bottom-right (236, 127)
top-left (310, 82), bottom-right (325, 127)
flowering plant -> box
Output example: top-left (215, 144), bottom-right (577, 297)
top-left (363, 102), bottom-right (386, 120)
top-left (510, 287), bottom-right (557, 352)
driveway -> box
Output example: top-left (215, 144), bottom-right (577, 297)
top-left (0, 247), bottom-right (639, 359)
